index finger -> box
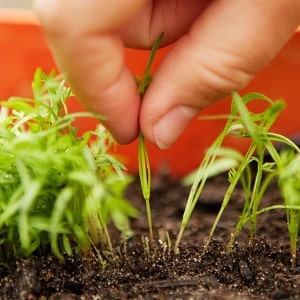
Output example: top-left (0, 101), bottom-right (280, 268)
top-left (33, 0), bottom-right (147, 144)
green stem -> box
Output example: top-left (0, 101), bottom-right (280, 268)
top-left (137, 33), bottom-right (164, 244)
top-left (138, 132), bottom-right (153, 243)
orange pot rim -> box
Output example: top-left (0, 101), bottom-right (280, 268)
top-left (0, 8), bottom-right (39, 25)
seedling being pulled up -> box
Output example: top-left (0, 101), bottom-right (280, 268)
top-left (136, 33), bottom-right (164, 245)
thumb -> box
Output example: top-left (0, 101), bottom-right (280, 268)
top-left (140, 0), bottom-right (300, 149)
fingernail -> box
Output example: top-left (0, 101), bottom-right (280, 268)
top-left (153, 106), bottom-right (198, 149)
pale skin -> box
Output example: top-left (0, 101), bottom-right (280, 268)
top-left (33, 0), bottom-right (300, 149)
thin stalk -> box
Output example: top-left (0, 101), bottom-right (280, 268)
top-left (227, 167), bottom-right (277, 252)
top-left (287, 210), bottom-right (300, 267)
top-left (175, 92), bottom-right (251, 253)
top-left (138, 132), bottom-right (153, 243)
top-left (174, 113), bottom-right (236, 253)
top-left (204, 144), bottom-right (257, 252)
top-left (248, 156), bottom-right (263, 246)
top-left (137, 33), bottom-right (164, 244)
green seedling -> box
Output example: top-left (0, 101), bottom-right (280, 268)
top-left (180, 91), bottom-right (300, 265)
top-left (278, 150), bottom-right (300, 266)
top-left (0, 69), bottom-right (137, 262)
top-left (213, 97), bottom-right (300, 265)
top-left (174, 92), bottom-right (272, 253)
top-left (222, 93), bottom-right (284, 250)
top-left (137, 33), bottom-right (164, 244)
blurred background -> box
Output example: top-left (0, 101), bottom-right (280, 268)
top-left (0, 0), bottom-right (299, 176)
top-left (0, 0), bottom-right (32, 9)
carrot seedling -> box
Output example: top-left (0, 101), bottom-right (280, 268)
top-left (137, 33), bottom-right (164, 244)
top-left (0, 69), bottom-right (137, 262)
top-left (278, 150), bottom-right (300, 266)
top-left (180, 91), bottom-right (300, 265)
top-left (176, 92), bottom-right (286, 253)
top-left (224, 93), bottom-right (284, 250)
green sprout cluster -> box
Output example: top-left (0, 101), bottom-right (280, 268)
top-left (0, 69), bottom-right (137, 262)
top-left (179, 92), bottom-right (300, 266)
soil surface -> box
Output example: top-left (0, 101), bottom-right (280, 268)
top-left (1, 171), bottom-right (300, 299)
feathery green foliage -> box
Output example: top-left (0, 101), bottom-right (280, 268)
top-left (0, 69), bottom-right (137, 262)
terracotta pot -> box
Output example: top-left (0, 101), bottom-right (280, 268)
top-left (0, 9), bottom-right (299, 176)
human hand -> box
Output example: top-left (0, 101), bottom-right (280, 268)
top-left (33, 0), bottom-right (300, 148)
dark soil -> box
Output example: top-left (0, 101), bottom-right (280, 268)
top-left (1, 172), bottom-right (300, 299)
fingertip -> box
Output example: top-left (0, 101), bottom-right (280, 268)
top-left (151, 105), bottom-right (198, 149)
top-left (84, 67), bottom-right (141, 145)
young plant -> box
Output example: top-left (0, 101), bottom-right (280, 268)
top-left (0, 69), bottom-right (137, 262)
top-left (175, 92), bottom-right (285, 253)
top-left (226, 131), bottom-right (300, 265)
top-left (136, 33), bottom-right (164, 244)
top-left (180, 91), bottom-right (300, 265)
top-left (278, 150), bottom-right (300, 266)
top-left (223, 93), bottom-right (284, 249)
top-left (214, 97), bottom-right (300, 263)
top-left (176, 93), bottom-right (254, 252)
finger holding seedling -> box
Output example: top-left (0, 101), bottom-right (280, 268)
top-left (33, 0), bottom-right (208, 144)
top-left (34, 0), bottom-right (300, 148)
top-left (140, 0), bottom-right (300, 149)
